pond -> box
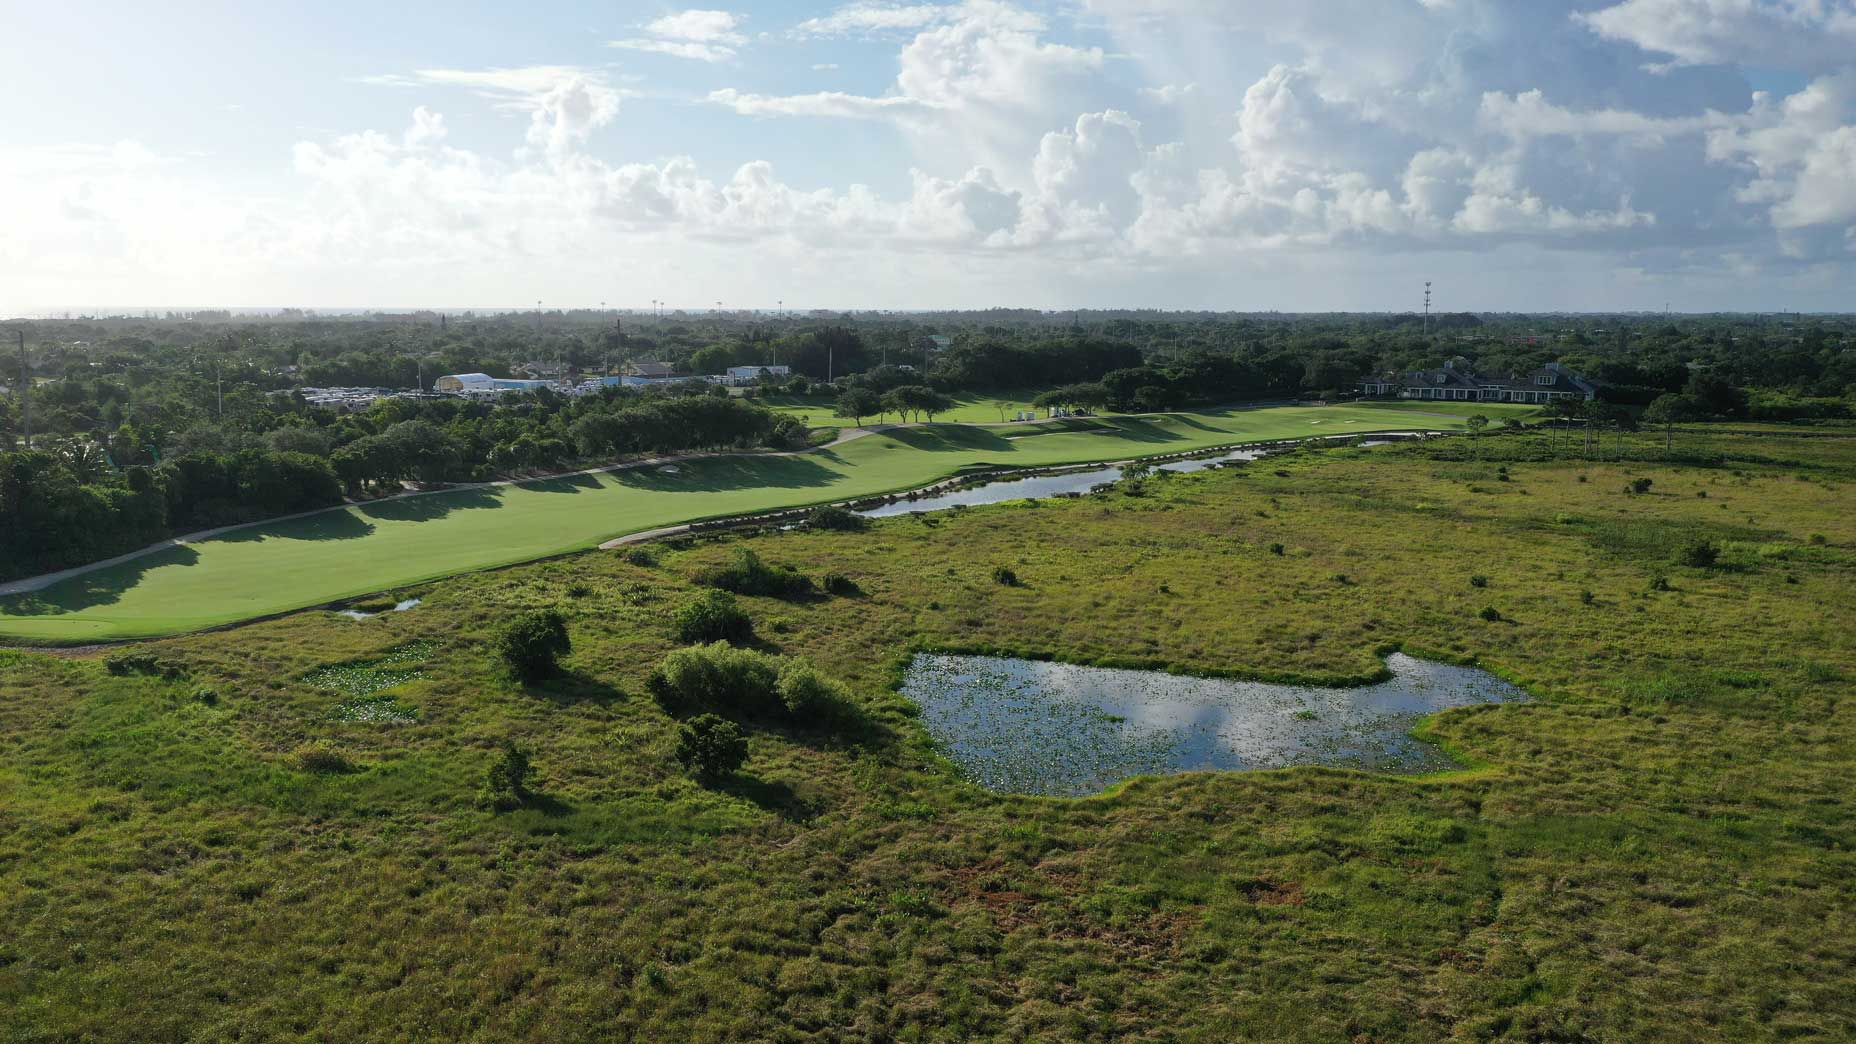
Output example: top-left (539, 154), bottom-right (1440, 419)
top-left (900, 652), bottom-right (1527, 796)
top-left (857, 440), bottom-right (1397, 518)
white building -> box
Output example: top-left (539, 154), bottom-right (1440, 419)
top-left (725, 365), bottom-right (790, 381)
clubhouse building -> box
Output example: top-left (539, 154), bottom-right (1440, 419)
top-left (1357, 361), bottom-right (1597, 405)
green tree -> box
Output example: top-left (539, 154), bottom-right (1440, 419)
top-left (1465, 414), bottom-right (1489, 458)
top-left (479, 742), bottom-right (534, 810)
top-left (497, 608), bottom-right (571, 682)
top-left (1644, 393), bottom-right (1696, 450)
top-left (676, 713), bottom-right (747, 783)
top-left (834, 388), bottom-right (882, 427)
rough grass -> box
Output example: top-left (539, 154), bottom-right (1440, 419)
top-left (0, 431), bottom-right (1850, 1042)
top-left (0, 401), bottom-right (1532, 642)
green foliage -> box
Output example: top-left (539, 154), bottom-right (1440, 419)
top-left (648, 641), bottom-right (782, 716)
top-left (1629, 477), bottom-right (1654, 494)
top-left (103, 652), bottom-right (186, 679)
top-left (1469, 574), bottom-right (1488, 588)
top-left (478, 742), bottom-right (533, 811)
top-left (775, 660), bottom-right (851, 721)
top-left (1, 431), bottom-right (1854, 1041)
top-left (805, 504), bottom-right (869, 532)
top-left (692, 549), bottom-right (814, 599)
top-left (496, 608), bottom-right (571, 682)
top-left (675, 713), bottom-right (747, 782)
top-left (673, 590), bottom-right (754, 644)
top-left (1478, 606), bottom-right (1502, 622)
top-left (990, 565), bottom-right (1019, 586)
top-left (1677, 540), bottom-right (1720, 568)
top-left (293, 740), bottom-right (352, 774)
top-left (821, 572), bottom-right (861, 596)
top-left (648, 642), bottom-right (851, 727)
top-left (620, 545), bottom-right (658, 567)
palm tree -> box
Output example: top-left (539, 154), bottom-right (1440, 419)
top-left (61, 441), bottom-right (110, 483)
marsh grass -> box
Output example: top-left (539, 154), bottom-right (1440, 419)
top-left (1, 430), bottom-right (1852, 1041)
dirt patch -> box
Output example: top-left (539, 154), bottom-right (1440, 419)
top-left (1240, 877), bottom-right (1306, 906)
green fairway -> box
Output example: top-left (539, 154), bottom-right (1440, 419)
top-left (754, 390), bottom-right (1048, 426)
top-left (0, 402), bottom-right (1531, 641)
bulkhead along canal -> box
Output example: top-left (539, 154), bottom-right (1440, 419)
top-left (900, 652), bottom-right (1529, 796)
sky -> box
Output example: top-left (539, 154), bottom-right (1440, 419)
top-left (4, 0), bottom-right (1856, 314)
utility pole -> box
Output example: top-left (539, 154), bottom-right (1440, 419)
top-left (16, 330), bottom-right (27, 451)
top-left (215, 361), bottom-right (224, 418)
top-left (1422, 281), bottom-right (1433, 339)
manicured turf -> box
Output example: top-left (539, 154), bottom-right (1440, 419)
top-left (0, 402), bottom-right (1532, 641)
top-left (1, 430), bottom-right (1849, 1041)
top-left (754, 389), bottom-right (1049, 426)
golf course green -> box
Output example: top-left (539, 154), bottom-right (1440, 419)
top-left (0, 402), bottom-right (1531, 641)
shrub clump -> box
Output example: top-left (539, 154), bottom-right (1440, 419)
top-left (479, 741), bottom-right (534, 811)
top-left (821, 572), bottom-right (861, 597)
top-left (1469, 574), bottom-right (1489, 588)
top-left (1676, 540), bottom-right (1720, 568)
top-left (693, 549), bottom-right (814, 599)
top-left (1628, 478), bottom-right (1654, 495)
top-left (991, 566), bottom-right (1020, 586)
top-left (1268, 543), bottom-right (1286, 556)
top-left (104, 653), bottom-right (187, 679)
top-left (293, 740), bottom-right (351, 774)
top-left (620, 545), bottom-right (658, 567)
top-left (648, 642), bottom-right (851, 726)
top-left (648, 641), bottom-right (781, 716)
top-left (776, 661), bottom-right (851, 720)
top-left (676, 713), bottom-right (748, 782)
top-left (1478, 606), bottom-right (1503, 622)
top-left (806, 505), bottom-right (869, 532)
top-left (497, 609), bottom-right (572, 682)
top-left (674, 589), bottom-right (755, 644)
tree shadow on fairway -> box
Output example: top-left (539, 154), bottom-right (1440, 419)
top-left (0, 543), bottom-right (202, 616)
top-left (883, 425), bottom-right (1014, 453)
top-left (1098, 418), bottom-right (1191, 444)
top-left (521, 473), bottom-right (603, 494)
top-left (214, 508), bottom-right (375, 543)
top-left (1170, 414), bottom-right (1233, 434)
top-left (616, 454), bottom-right (841, 494)
top-left (358, 486), bottom-right (506, 523)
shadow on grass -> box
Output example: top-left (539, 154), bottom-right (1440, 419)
top-left (0, 542), bottom-right (202, 616)
top-left (522, 473), bottom-right (603, 494)
top-left (530, 669), bottom-right (627, 706)
top-left (359, 486), bottom-right (506, 523)
top-left (719, 775), bottom-right (821, 822)
top-left (1098, 418), bottom-right (1191, 444)
top-left (215, 508), bottom-right (376, 543)
top-left (616, 453), bottom-right (842, 494)
top-left (882, 425), bottom-right (1014, 454)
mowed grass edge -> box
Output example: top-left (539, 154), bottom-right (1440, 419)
top-left (0, 403), bottom-right (1532, 641)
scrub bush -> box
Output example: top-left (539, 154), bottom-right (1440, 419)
top-left (674, 590), bottom-right (754, 644)
top-left (497, 609), bottom-right (571, 682)
top-left (479, 742), bottom-right (533, 811)
top-left (676, 714), bottom-right (747, 783)
top-left (806, 505), bottom-right (869, 532)
top-left (694, 549), bottom-right (814, 598)
top-left (293, 740), bottom-right (351, 774)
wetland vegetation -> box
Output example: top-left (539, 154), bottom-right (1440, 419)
top-left (1, 428), bottom-right (1852, 1041)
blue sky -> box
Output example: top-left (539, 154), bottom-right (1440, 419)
top-left (5, 1), bottom-right (1856, 313)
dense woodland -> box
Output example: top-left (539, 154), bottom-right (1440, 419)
top-left (2, 310), bottom-right (1851, 581)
